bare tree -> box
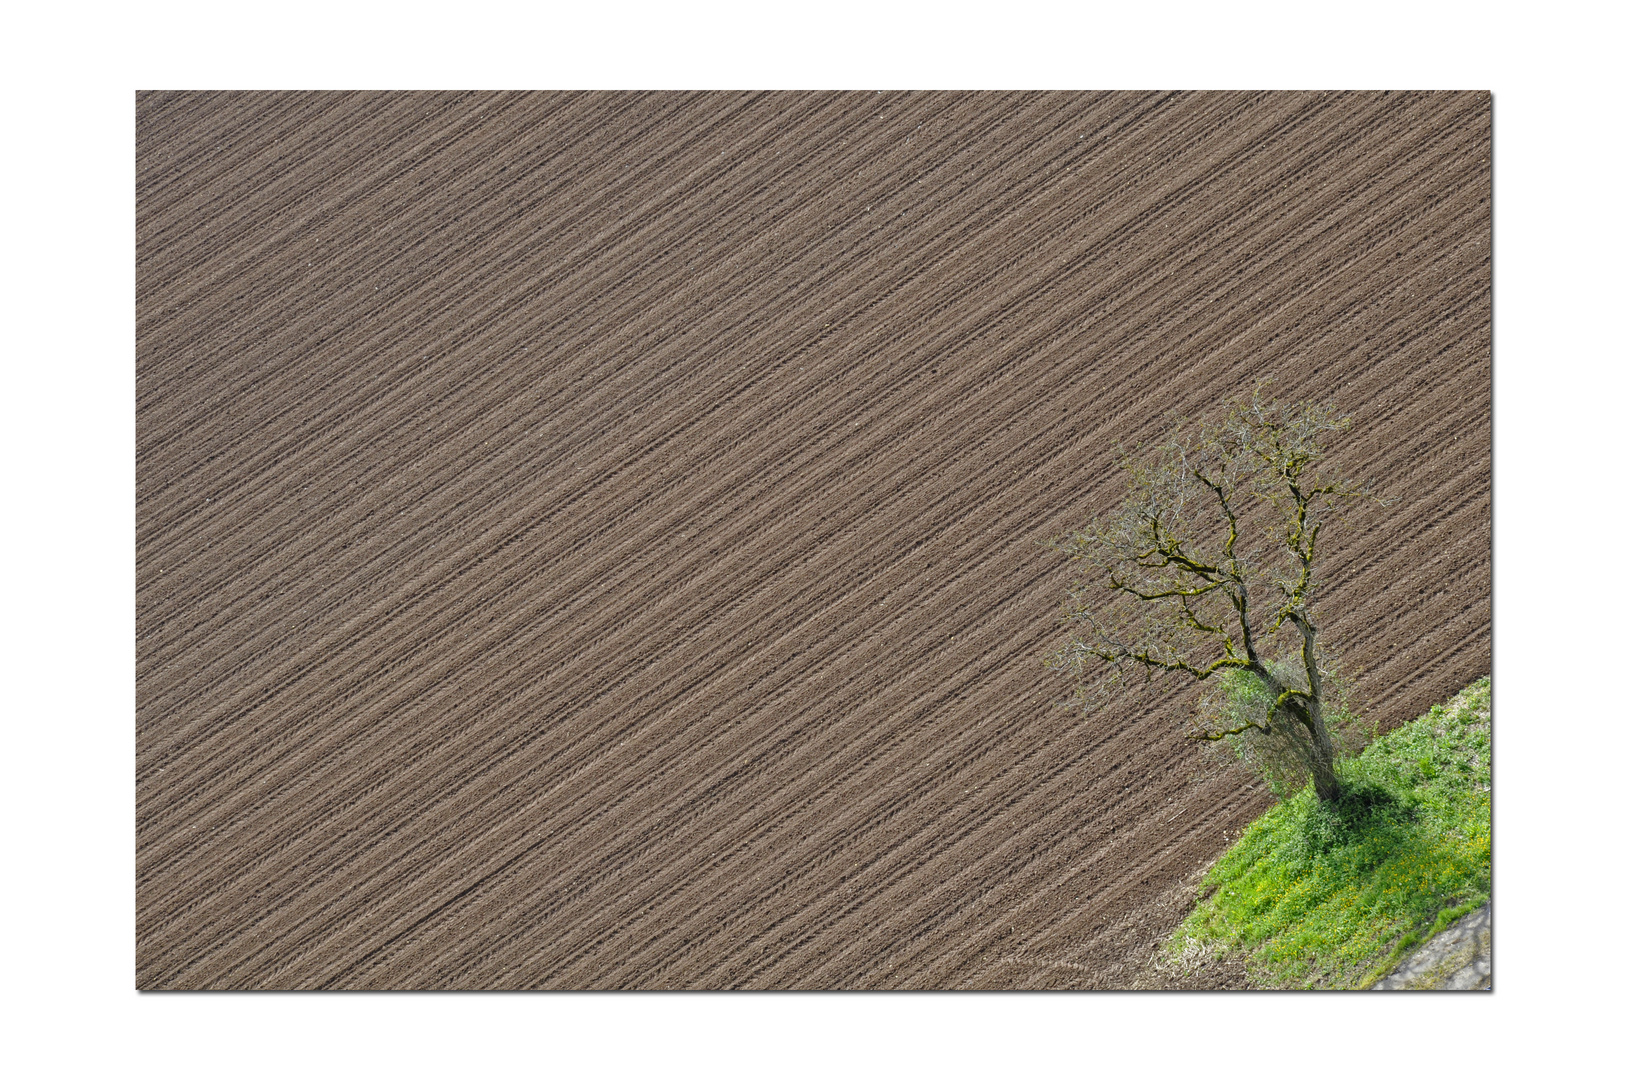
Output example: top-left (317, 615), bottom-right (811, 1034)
top-left (1043, 384), bottom-right (1380, 803)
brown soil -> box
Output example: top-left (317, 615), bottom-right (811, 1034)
top-left (136, 91), bottom-right (1490, 990)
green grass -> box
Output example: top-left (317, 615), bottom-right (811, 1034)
top-left (1167, 677), bottom-right (1490, 988)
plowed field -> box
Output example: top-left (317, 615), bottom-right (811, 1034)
top-left (136, 91), bottom-right (1490, 989)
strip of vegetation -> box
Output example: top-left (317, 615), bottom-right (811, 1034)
top-left (1167, 677), bottom-right (1490, 989)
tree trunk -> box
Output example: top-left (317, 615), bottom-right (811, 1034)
top-left (1255, 660), bottom-right (1345, 803)
top-left (1290, 614), bottom-right (1343, 803)
top-left (1304, 709), bottom-right (1343, 803)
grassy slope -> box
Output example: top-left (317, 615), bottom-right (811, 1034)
top-left (1168, 677), bottom-right (1491, 989)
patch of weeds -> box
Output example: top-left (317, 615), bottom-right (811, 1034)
top-left (1166, 678), bottom-right (1490, 988)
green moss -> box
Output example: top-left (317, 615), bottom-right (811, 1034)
top-left (1167, 678), bottom-right (1490, 988)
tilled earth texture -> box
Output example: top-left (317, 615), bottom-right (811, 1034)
top-left (137, 91), bottom-right (1491, 990)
